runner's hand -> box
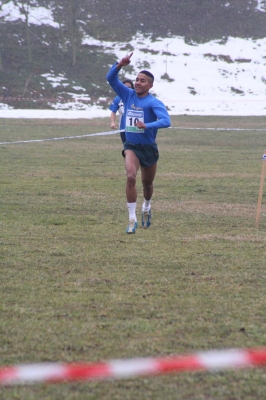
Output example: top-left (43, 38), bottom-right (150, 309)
top-left (135, 120), bottom-right (146, 129)
top-left (117, 52), bottom-right (133, 68)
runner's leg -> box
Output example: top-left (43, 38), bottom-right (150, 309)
top-left (124, 150), bottom-right (140, 232)
top-left (141, 163), bottom-right (157, 201)
top-left (124, 150), bottom-right (140, 203)
top-left (141, 163), bottom-right (157, 228)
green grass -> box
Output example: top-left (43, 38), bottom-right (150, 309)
top-left (1, 116), bottom-right (266, 399)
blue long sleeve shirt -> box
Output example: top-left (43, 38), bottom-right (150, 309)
top-left (106, 63), bottom-right (171, 145)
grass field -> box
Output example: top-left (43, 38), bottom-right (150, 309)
top-left (1, 115), bottom-right (266, 399)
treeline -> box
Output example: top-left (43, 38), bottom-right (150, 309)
top-left (0, 0), bottom-right (115, 103)
top-left (0, 0), bottom-right (266, 105)
top-left (0, 0), bottom-right (94, 71)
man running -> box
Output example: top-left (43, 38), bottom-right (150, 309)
top-left (106, 52), bottom-right (171, 234)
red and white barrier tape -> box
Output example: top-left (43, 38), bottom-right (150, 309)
top-left (1, 348), bottom-right (266, 385)
top-left (0, 97), bottom-right (92, 103)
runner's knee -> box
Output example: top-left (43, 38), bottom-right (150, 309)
top-left (142, 182), bottom-right (153, 190)
top-left (127, 174), bottom-right (136, 187)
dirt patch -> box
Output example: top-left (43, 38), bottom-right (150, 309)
top-left (169, 115), bottom-right (266, 130)
top-left (155, 200), bottom-right (265, 218)
top-left (181, 233), bottom-right (266, 243)
top-left (160, 172), bottom-right (257, 179)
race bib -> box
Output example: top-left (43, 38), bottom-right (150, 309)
top-left (125, 109), bottom-right (144, 133)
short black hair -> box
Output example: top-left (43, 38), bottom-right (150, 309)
top-left (122, 79), bottom-right (134, 89)
top-left (139, 70), bottom-right (154, 83)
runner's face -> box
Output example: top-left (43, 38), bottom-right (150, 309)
top-left (134, 73), bottom-right (153, 97)
top-left (124, 82), bottom-right (132, 88)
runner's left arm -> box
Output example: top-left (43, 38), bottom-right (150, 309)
top-left (144, 100), bottom-right (171, 130)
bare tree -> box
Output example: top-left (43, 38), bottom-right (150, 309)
top-left (49, 0), bottom-right (67, 54)
top-left (69, 0), bottom-right (77, 66)
top-left (49, 0), bottom-right (83, 66)
top-left (0, 18), bottom-right (3, 71)
top-left (0, 0), bottom-right (15, 71)
top-left (14, 0), bottom-right (34, 63)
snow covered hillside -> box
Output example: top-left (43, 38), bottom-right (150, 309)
top-left (85, 33), bottom-right (266, 116)
top-left (1, 1), bottom-right (266, 116)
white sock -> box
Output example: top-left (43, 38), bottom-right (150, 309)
top-left (127, 202), bottom-right (137, 221)
top-left (142, 199), bottom-right (151, 212)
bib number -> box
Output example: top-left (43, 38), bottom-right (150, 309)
top-left (125, 110), bottom-right (144, 133)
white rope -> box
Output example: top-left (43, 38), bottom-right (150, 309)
top-left (0, 129), bottom-right (123, 145)
top-left (1, 125), bottom-right (265, 146)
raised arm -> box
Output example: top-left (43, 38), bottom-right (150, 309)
top-left (116, 52), bottom-right (133, 69)
top-left (106, 53), bottom-right (134, 101)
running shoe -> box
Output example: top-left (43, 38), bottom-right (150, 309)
top-left (142, 208), bottom-right (152, 229)
top-left (126, 219), bottom-right (138, 234)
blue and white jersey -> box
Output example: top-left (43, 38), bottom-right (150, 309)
top-left (109, 96), bottom-right (125, 130)
top-left (107, 63), bottom-right (171, 145)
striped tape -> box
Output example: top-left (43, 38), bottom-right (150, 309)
top-left (0, 97), bottom-right (92, 103)
top-left (1, 125), bottom-right (266, 146)
top-left (171, 126), bottom-right (266, 131)
top-left (1, 348), bottom-right (266, 385)
top-left (0, 129), bottom-right (123, 145)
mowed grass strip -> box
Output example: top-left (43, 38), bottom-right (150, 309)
top-left (1, 116), bottom-right (266, 400)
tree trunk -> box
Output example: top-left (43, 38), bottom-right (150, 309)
top-left (25, 9), bottom-right (32, 63)
top-left (0, 7), bottom-right (4, 71)
top-left (19, 1), bottom-right (32, 63)
top-left (70, 0), bottom-right (77, 66)
top-left (54, 0), bottom-right (67, 54)
top-left (0, 33), bottom-right (2, 71)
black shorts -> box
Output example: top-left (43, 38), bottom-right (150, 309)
top-left (122, 141), bottom-right (159, 167)
top-left (120, 130), bottom-right (126, 144)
